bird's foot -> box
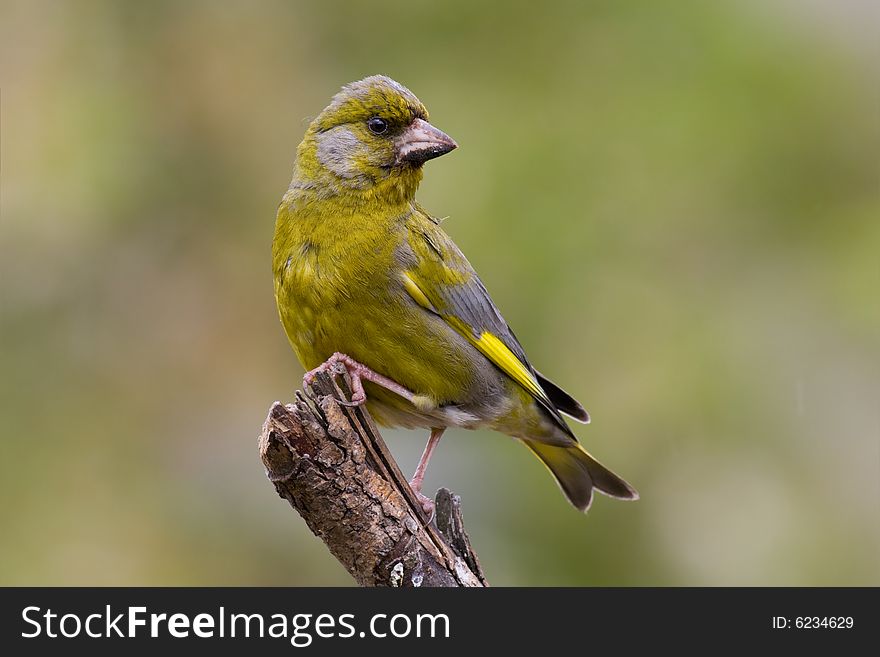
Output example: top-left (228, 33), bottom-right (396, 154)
top-left (411, 488), bottom-right (436, 519)
top-left (303, 352), bottom-right (417, 407)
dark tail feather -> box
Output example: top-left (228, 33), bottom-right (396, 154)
top-left (524, 440), bottom-right (638, 512)
top-left (535, 371), bottom-right (590, 423)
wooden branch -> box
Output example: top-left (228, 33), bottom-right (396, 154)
top-left (258, 367), bottom-right (488, 587)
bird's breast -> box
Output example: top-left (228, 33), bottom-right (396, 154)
top-left (272, 201), bottom-right (505, 422)
top-left (274, 210), bottom-right (403, 371)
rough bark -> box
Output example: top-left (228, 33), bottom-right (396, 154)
top-left (258, 367), bottom-right (487, 587)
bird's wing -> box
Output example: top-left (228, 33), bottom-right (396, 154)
top-left (402, 218), bottom-right (588, 435)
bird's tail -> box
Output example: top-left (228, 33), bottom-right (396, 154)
top-left (524, 440), bottom-right (639, 512)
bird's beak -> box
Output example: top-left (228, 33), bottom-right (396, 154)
top-left (395, 118), bottom-right (458, 165)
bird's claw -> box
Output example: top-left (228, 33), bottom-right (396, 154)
top-left (335, 394), bottom-right (366, 407)
top-left (412, 489), bottom-right (436, 520)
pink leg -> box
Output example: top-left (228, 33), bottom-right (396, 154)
top-left (303, 352), bottom-right (416, 407)
top-left (409, 428), bottom-right (445, 516)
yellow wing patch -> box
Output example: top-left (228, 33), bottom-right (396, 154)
top-left (473, 332), bottom-right (549, 404)
top-left (401, 272), bottom-right (433, 311)
top-left (401, 270), bottom-right (551, 407)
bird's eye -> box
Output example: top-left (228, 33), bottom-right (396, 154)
top-left (367, 117), bottom-right (389, 135)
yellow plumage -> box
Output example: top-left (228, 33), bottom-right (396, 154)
top-left (273, 75), bottom-right (637, 512)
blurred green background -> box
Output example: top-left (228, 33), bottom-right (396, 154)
top-left (1, 0), bottom-right (878, 586)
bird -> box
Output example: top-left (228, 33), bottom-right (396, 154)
top-left (272, 75), bottom-right (638, 515)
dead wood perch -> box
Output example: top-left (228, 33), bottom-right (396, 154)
top-left (258, 368), bottom-right (488, 587)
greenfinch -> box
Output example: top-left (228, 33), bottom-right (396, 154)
top-left (273, 75), bottom-right (637, 514)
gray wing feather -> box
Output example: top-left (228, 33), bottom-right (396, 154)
top-left (409, 225), bottom-right (583, 437)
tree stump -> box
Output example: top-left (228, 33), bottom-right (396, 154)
top-left (258, 367), bottom-right (487, 587)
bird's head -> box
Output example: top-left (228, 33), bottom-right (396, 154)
top-left (294, 76), bottom-right (457, 202)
